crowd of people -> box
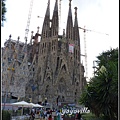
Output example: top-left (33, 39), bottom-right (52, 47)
top-left (29, 107), bottom-right (82, 120)
top-left (29, 108), bottom-right (63, 120)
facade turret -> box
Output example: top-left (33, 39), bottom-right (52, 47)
top-left (73, 7), bottom-right (80, 47)
top-left (73, 7), bottom-right (81, 65)
top-left (50, 0), bottom-right (59, 75)
top-left (51, 0), bottom-right (59, 37)
top-left (41, 0), bottom-right (50, 40)
top-left (66, 0), bottom-right (74, 80)
top-left (66, 0), bottom-right (73, 41)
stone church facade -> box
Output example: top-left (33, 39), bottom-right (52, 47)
top-left (2, 0), bottom-right (86, 106)
top-left (25, 0), bottom-right (86, 106)
top-left (2, 37), bottom-right (29, 98)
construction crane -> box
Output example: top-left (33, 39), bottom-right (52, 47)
top-left (59, 0), bottom-right (62, 34)
top-left (59, 0), bottom-right (62, 24)
top-left (79, 26), bottom-right (109, 80)
top-left (24, 0), bottom-right (34, 41)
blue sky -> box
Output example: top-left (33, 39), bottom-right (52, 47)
top-left (1, 0), bottom-right (119, 80)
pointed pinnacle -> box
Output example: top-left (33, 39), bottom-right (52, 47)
top-left (74, 7), bottom-right (77, 16)
top-left (9, 34), bottom-right (12, 39)
top-left (31, 31), bottom-right (34, 36)
top-left (37, 26), bottom-right (40, 33)
top-left (69, 0), bottom-right (72, 6)
top-left (18, 36), bottom-right (20, 40)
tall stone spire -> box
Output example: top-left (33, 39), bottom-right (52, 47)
top-left (51, 0), bottom-right (58, 36)
top-left (8, 35), bottom-right (12, 60)
top-left (66, 0), bottom-right (73, 40)
top-left (14, 36), bottom-right (20, 59)
top-left (22, 39), bottom-right (27, 54)
top-left (73, 7), bottom-right (80, 46)
top-left (41, 0), bottom-right (50, 39)
top-left (54, 0), bottom-right (58, 12)
top-left (45, 0), bottom-right (50, 17)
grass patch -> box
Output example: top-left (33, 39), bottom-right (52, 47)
top-left (81, 113), bottom-right (104, 120)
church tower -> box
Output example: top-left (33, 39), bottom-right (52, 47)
top-left (24, 0), bottom-right (86, 105)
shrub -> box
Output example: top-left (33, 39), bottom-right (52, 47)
top-left (2, 110), bottom-right (11, 120)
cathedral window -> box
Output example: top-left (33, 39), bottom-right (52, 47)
top-left (39, 75), bottom-right (41, 81)
top-left (45, 85), bottom-right (49, 94)
top-left (76, 82), bottom-right (79, 86)
top-left (41, 44), bottom-right (42, 49)
top-left (10, 76), bottom-right (14, 85)
top-left (78, 51), bottom-right (79, 57)
top-left (2, 63), bottom-right (4, 66)
top-left (60, 59), bottom-right (62, 66)
top-left (58, 84), bottom-right (63, 93)
top-left (47, 76), bottom-right (50, 81)
top-left (43, 32), bottom-right (45, 38)
top-left (49, 42), bottom-right (51, 48)
top-left (2, 81), bottom-right (5, 85)
top-left (67, 92), bottom-right (70, 96)
top-left (23, 66), bottom-right (25, 70)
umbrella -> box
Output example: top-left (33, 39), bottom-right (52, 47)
top-left (11, 101), bottom-right (32, 115)
top-left (29, 103), bottom-right (44, 107)
top-left (34, 104), bottom-right (44, 107)
top-left (29, 103), bottom-right (36, 114)
top-left (29, 103), bottom-right (36, 107)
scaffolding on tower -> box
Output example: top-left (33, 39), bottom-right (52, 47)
top-left (24, 0), bottom-right (34, 41)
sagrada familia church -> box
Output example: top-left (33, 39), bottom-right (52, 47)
top-left (2, 0), bottom-right (86, 108)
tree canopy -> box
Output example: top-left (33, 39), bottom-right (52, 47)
top-left (79, 48), bottom-right (118, 120)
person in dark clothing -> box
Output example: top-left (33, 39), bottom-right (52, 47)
top-left (48, 114), bottom-right (52, 120)
top-left (77, 112), bottom-right (81, 120)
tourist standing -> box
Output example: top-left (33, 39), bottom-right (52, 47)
top-left (77, 112), bottom-right (81, 120)
top-left (48, 114), bottom-right (52, 120)
top-left (57, 110), bottom-right (62, 120)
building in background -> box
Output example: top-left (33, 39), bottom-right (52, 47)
top-left (1, 0), bottom-right (86, 107)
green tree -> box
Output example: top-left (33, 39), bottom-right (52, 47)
top-left (1, 0), bottom-right (7, 26)
top-left (79, 48), bottom-right (118, 120)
